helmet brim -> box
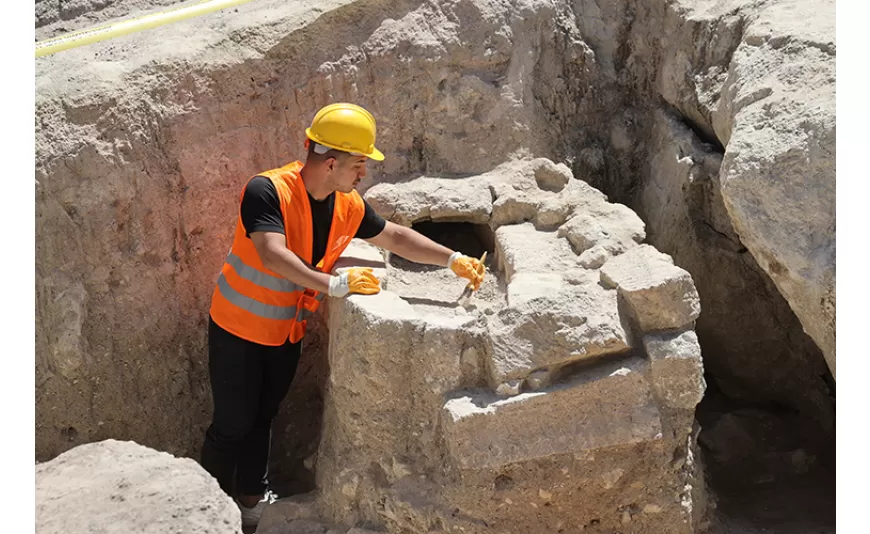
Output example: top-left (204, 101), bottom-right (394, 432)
top-left (367, 146), bottom-right (385, 161)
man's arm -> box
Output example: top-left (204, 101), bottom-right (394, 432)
top-left (365, 221), bottom-right (454, 267)
top-left (240, 181), bottom-right (380, 297)
top-left (250, 231), bottom-right (332, 294)
top-left (240, 177), bottom-right (332, 293)
top-left (364, 218), bottom-right (486, 290)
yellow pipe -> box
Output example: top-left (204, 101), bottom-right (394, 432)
top-left (36, 0), bottom-right (258, 58)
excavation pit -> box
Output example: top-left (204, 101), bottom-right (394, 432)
top-left (35, 0), bottom-right (836, 532)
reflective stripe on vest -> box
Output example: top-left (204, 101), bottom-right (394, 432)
top-left (225, 252), bottom-right (304, 293)
top-left (216, 273), bottom-right (298, 321)
top-left (296, 293), bottom-right (326, 323)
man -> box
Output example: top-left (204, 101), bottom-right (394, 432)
top-left (200, 102), bottom-right (485, 528)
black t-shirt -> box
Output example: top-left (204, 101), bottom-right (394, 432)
top-left (240, 176), bottom-right (386, 267)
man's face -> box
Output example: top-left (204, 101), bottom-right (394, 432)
top-left (329, 154), bottom-right (369, 193)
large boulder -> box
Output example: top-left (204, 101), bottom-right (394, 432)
top-left (35, 439), bottom-right (241, 534)
top-left (712, 0), bottom-right (836, 377)
top-left (640, 109), bottom-right (833, 434)
top-left (617, 0), bottom-right (836, 380)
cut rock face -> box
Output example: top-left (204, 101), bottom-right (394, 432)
top-left (495, 223), bottom-right (582, 279)
top-left (35, 439), bottom-right (241, 534)
top-left (309, 158), bottom-right (707, 533)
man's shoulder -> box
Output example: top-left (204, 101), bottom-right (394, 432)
top-left (243, 175), bottom-right (278, 198)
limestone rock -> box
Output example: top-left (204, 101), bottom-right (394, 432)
top-left (334, 239), bottom-right (387, 269)
top-left (643, 330), bottom-right (706, 410)
top-left (533, 159), bottom-right (571, 191)
top-left (557, 202), bottom-right (646, 256)
top-left (442, 356), bottom-right (662, 470)
top-left (364, 176), bottom-right (492, 227)
top-left (487, 272), bottom-right (631, 384)
top-left (316, 288), bottom-right (479, 526)
top-left (600, 468), bottom-right (626, 490)
top-left (600, 245), bottom-right (701, 332)
top-left (333, 238), bottom-right (389, 292)
top-left (365, 158), bottom-right (608, 234)
top-left (641, 109), bottom-right (833, 436)
top-left (712, 0), bottom-right (836, 376)
top-left (315, 175), bottom-right (704, 532)
top-left (494, 223), bottom-right (581, 281)
top-left (488, 160), bottom-right (609, 230)
top-left (525, 369), bottom-right (552, 391)
top-left (644, 504), bottom-right (664, 515)
top-left (504, 272), bottom-right (565, 306)
top-left (495, 379), bottom-right (523, 397)
top-left (578, 244), bottom-right (612, 269)
top-left (35, 439), bottom-right (241, 534)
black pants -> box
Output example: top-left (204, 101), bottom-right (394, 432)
top-left (200, 317), bottom-right (302, 497)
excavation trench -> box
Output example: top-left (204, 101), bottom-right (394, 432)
top-left (35, 0), bottom-right (835, 532)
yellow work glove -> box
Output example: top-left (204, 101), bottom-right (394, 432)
top-left (447, 251), bottom-right (486, 291)
top-left (328, 267), bottom-right (381, 297)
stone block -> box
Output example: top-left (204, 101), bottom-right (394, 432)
top-left (495, 223), bottom-right (580, 282)
top-left (557, 202), bottom-right (646, 255)
top-left (487, 272), bottom-right (631, 384)
top-left (442, 356), bottom-right (662, 469)
top-left (330, 239), bottom-right (389, 296)
top-left (364, 176), bottom-right (492, 226)
top-left (600, 245), bottom-right (701, 332)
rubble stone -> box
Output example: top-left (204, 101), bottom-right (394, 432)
top-left (643, 330), bottom-right (706, 410)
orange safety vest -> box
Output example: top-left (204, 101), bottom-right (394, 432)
top-left (209, 161), bottom-right (365, 346)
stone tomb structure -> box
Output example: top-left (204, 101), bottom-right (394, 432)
top-left (257, 158), bottom-right (707, 534)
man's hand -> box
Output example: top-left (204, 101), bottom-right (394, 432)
top-left (328, 267), bottom-right (381, 298)
top-left (448, 252), bottom-right (486, 291)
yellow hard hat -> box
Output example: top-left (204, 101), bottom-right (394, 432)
top-left (305, 103), bottom-right (385, 161)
